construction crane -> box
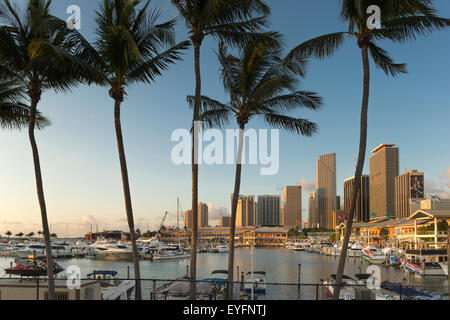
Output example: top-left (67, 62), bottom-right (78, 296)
top-left (156, 211), bottom-right (168, 238)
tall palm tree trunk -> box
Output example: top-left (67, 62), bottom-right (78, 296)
top-left (227, 124), bottom-right (245, 300)
top-left (333, 45), bottom-right (370, 299)
top-left (114, 98), bottom-right (142, 300)
top-left (190, 39), bottom-right (203, 300)
top-left (28, 88), bottom-right (55, 300)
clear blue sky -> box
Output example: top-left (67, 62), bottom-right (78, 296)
top-left (1, 0), bottom-right (449, 237)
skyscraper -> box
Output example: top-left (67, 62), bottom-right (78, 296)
top-left (308, 192), bottom-right (316, 228)
top-left (199, 202), bottom-right (209, 228)
top-left (335, 196), bottom-right (341, 210)
top-left (369, 144), bottom-right (399, 219)
top-left (315, 153), bottom-right (336, 229)
top-left (283, 186), bottom-right (302, 227)
top-left (184, 202), bottom-right (209, 229)
top-left (344, 175), bottom-right (370, 222)
top-left (220, 216), bottom-right (231, 227)
top-left (395, 170), bottom-right (425, 219)
top-left (257, 195), bottom-right (280, 226)
top-left (236, 195), bottom-right (256, 227)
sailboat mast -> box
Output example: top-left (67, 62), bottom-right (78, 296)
top-left (177, 198), bottom-right (180, 248)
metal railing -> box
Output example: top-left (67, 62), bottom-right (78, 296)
top-left (0, 277), bottom-right (448, 301)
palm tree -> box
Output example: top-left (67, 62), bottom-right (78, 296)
top-left (37, 231), bottom-right (42, 239)
top-left (0, 0), bottom-right (95, 299)
top-left (170, 0), bottom-right (276, 299)
top-left (189, 40), bottom-right (321, 298)
top-left (5, 231), bottom-right (11, 238)
top-left (287, 0), bottom-right (450, 299)
top-left (0, 80), bottom-right (49, 129)
top-left (15, 232), bottom-right (24, 239)
top-left (77, 0), bottom-right (190, 299)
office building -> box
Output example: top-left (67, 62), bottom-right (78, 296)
top-left (283, 186), bottom-right (302, 227)
top-left (395, 170), bottom-right (425, 219)
top-left (344, 175), bottom-right (370, 222)
top-left (236, 195), bottom-right (256, 227)
top-left (315, 153), bottom-right (337, 229)
top-left (220, 216), bottom-right (231, 227)
top-left (184, 202), bottom-right (209, 229)
top-left (421, 197), bottom-right (450, 210)
top-left (369, 144), bottom-right (399, 219)
top-left (257, 195), bottom-right (280, 226)
top-left (308, 193), bottom-right (316, 228)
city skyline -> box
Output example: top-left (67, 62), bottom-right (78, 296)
top-left (1, 0), bottom-right (450, 237)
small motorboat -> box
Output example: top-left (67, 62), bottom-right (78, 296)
top-left (244, 271), bottom-right (266, 294)
top-left (4, 258), bottom-right (64, 277)
top-left (362, 246), bottom-right (385, 264)
top-left (405, 260), bottom-right (447, 276)
top-left (323, 274), bottom-right (356, 300)
top-left (87, 270), bottom-right (135, 300)
top-left (202, 270), bottom-right (228, 291)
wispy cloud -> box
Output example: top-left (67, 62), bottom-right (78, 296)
top-left (298, 178), bottom-right (315, 192)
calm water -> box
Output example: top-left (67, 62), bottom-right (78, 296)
top-left (1, 248), bottom-right (448, 298)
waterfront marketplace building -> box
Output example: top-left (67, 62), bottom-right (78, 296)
top-left (339, 209), bottom-right (450, 249)
top-left (160, 226), bottom-right (289, 246)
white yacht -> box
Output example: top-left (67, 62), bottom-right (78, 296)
top-left (362, 246), bottom-right (385, 264)
top-left (348, 242), bottom-right (364, 257)
top-left (210, 244), bottom-right (229, 253)
top-left (87, 241), bottom-right (133, 261)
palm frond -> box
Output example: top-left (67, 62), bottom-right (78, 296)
top-left (368, 42), bottom-right (407, 76)
top-left (287, 32), bottom-right (350, 60)
top-left (263, 113), bottom-right (318, 136)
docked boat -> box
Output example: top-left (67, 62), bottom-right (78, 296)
top-left (348, 243), bottom-right (363, 257)
top-left (405, 260), bottom-right (447, 276)
top-left (153, 249), bottom-right (190, 260)
top-left (244, 271), bottom-right (266, 294)
top-left (381, 281), bottom-right (447, 300)
top-left (5, 258), bottom-right (64, 277)
top-left (202, 270), bottom-right (228, 291)
top-left (210, 244), bottom-right (229, 253)
top-left (87, 270), bottom-right (135, 300)
top-left (323, 274), bottom-right (356, 300)
top-left (87, 241), bottom-right (133, 261)
top-left (362, 246), bottom-right (385, 264)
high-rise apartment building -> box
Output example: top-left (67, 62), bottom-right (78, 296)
top-left (308, 192), bottom-right (316, 228)
top-left (395, 170), bottom-right (425, 219)
top-left (315, 153), bottom-right (336, 229)
top-left (369, 144), bottom-right (399, 219)
top-left (257, 195), bottom-right (280, 226)
top-left (184, 202), bottom-right (209, 229)
top-left (220, 216), bottom-right (231, 227)
top-left (283, 186), bottom-right (302, 227)
top-left (421, 197), bottom-right (450, 210)
top-left (236, 195), bottom-right (256, 227)
top-left (344, 175), bottom-right (370, 222)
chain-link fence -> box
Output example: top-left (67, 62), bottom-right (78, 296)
top-left (0, 277), bottom-right (448, 300)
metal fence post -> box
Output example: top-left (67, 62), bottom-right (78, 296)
top-left (36, 276), bottom-right (40, 300)
top-left (316, 283), bottom-right (319, 300)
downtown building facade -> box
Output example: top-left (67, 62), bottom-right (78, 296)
top-left (257, 195), bottom-right (280, 226)
top-left (344, 175), bottom-right (370, 222)
top-left (395, 170), bottom-right (425, 219)
top-left (236, 195), bottom-right (257, 227)
top-left (220, 216), bottom-right (231, 227)
top-left (369, 144), bottom-right (399, 219)
top-left (421, 197), bottom-right (450, 210)
top-left (308, 192), bottom-right (317, 228)
top-left (282, 186), bottom-right (302, 227)
top-left (184, 202), bottom-right (209, 229)
top-left (315, 153), bottom-right (336, 229)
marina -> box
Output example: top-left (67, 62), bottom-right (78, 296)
top-left (0, 244), bottom-right (448, 300)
